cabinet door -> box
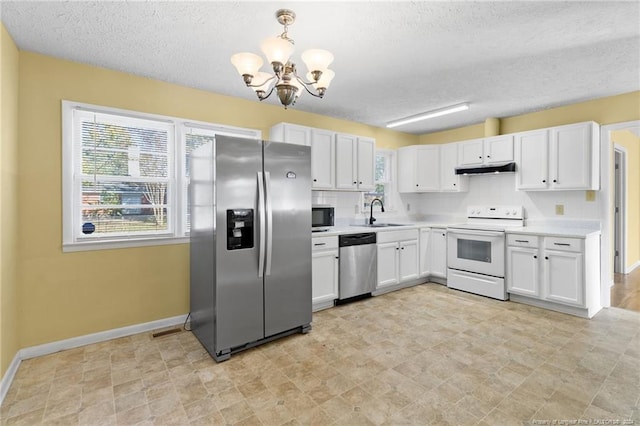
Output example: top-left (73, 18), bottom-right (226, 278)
top-left (507, 246), bottom-right (540, 297)
top-left (440, 143), bottom-right (462, 191)
top-left (399, 239), bottom-right (419, 282)
top-left (515, 129), bottom-right (549, 190)
top-left (459, 139), bottom-right (484, 166)
top-left (544, 250), bottom-right (584, 306)
top-left (419, 228), bottom-right (431, 277)
top-left (335, 134), bottom-right (357, 190)
top-left (429, 229), bottom-right (447, 279)
top-left (310, 129), bottom-right (335, 189)
top-left (484, 135), bottom-right (514, 164)
top-left (284, 125), bottom-right (311, 146)
top-left (312, 250), bottom-right (339, 305)
top-left (397, 146), bottom-right (417, 193)
top-left (551, 123), bottom-right (592, 190)
top-left (416, 146), bottom-right (440, 191)
top-left (377, 242), bottom-right (399, 289)
top-left (357, 137), bottom-right (376, 191)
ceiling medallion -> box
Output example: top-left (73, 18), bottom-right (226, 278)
top-left (230, 9), bottom-right (335, 109)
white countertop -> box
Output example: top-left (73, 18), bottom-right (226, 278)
top-left (506, 226), bottom-right (601, 238)
top-left (313, 221), bottom-right (601, 238)
top-left (312, 221), bottom-right (455, 237)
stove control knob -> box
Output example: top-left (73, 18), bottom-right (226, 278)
top-left (505, 211), bottom-right (511, 216)
top-left (512, 210), bottom-right (518, 216)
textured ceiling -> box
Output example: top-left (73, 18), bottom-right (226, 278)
top-left (1, 1), bottom-right (639, 135)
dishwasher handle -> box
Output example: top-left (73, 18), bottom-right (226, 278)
top-left (339, 233), bottom-right (377, 247)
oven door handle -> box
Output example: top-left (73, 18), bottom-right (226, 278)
top-left (447, 229), bottom-right (505, 238)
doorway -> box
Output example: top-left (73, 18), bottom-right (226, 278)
top-left (613, 146), bottom-right (626, 274)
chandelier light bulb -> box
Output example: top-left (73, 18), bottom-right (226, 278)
top-left (301, 49), bottom-right (334, 75)
top-left (230, 53), bottom-right (263, 81)
top-left (260, 37), bottom-right (294, 68)
top-left (307, 69), bottom-right (335, 90)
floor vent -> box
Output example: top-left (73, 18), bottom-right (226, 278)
top-left (152, 328), bottom-right (181, 338)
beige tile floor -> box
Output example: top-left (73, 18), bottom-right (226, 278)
top-left (2, 283), bottom-right (639, 426)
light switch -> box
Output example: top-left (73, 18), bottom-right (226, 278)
top-left (586, 190), bottom-right (596, 202)
top-left (555, 204), bottom-right (564, 215)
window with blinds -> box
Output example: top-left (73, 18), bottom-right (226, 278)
top-left (62, 101), bottom-right (260, 251)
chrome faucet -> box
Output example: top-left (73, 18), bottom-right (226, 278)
top-left (369, 198), bottom-right (385, 225)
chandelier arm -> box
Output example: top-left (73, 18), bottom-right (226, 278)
top-left (246, 75), bottom-right (277, 88)
top-left (294, 75), bottom-right (323, 98)
top-left (259, 83), bottom-right (277, 101)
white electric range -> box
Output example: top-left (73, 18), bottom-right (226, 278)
top-left (446, 206), bottom-right (524, 300)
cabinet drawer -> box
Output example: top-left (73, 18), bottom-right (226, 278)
top-left (544, 237), bottom-right (583, 252)
top-left (507, 234), bottom-right (539, 248)
top-left (377, 229), bottom-right (419, 244)
top-left (312, 236), bottom-right (338, 251)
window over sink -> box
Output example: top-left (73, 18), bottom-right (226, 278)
top-left (362, 149), bottom-right (395, 212)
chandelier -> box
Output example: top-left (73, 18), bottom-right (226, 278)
top-left (230, 9), bottom-right (335, 109)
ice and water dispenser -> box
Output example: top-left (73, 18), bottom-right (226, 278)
top-left (226, 209), bottom-right (254, 250)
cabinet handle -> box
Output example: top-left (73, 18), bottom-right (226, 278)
top-left (487, 155), bottom-right (491, 158)
top-left (359, 181), bottom-right (362, 184)
top-left (401, 247), bottom-right (405, 250)
top-left (442, 233), bottom-right (446, 236)
top-left (545, 256), bottom-right (549, 260)
top-left (478, 156), bottom-right (482, 159)
top-left (553, 179), bottom-right (557, 183)
top-left (553, 243), bottom-right (571, 247)
top-left (313, 179), bottom-right (317, 182)
top-left (533, 255), bottom-right (537, 259)
top-left (353, 181), bottom-right (357, 184)
top-left (335, 256), bottom-right (339, 259)
top-left (314, 242), bottom-right (326, 246)
top-left (515, 240), bottom-right (529, 243)
top-left (416, 184), bottom-right (419, 187)
top-left (453, 183), bottom-right (456, 186)
top-left (396, 247), bottom-right (399, 250)
top-left (542, 179), bottom-right (546, 183)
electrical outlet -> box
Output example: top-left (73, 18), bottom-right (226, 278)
top-left (586, 190), bottom-right (596, 202)
top-left (407, 203), bottom-right (411, 211)
top-left (555, 204), bottom-right (564, 215)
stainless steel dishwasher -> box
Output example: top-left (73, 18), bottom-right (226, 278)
top-left (338, 233), bottom-right (377, 302)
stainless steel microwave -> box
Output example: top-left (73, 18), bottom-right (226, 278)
top-left (312, 206), bottom-right (334, 228)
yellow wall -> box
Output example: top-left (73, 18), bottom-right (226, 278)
top-left (16, 52), bottom-right (418, 348)
top-left (612, 130), bottom-right (640, 270)
top-left (0, 24), bottom-right (20, 376)
top-left (418, 91), bottom-right (640, 145)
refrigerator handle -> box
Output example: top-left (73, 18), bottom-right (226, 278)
top-left (257, 172), bottom-right (266, 278)
top-left (264, 171), bottom-right (273, 276)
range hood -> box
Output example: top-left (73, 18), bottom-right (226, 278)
top-left (455, 161), bottom-right (516, 175)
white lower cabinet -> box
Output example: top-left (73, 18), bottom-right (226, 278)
top-left (376, 230), bottom-right (419, 291)
top-left (419, 227), bottom-right (431, 277)
top-left (506, 232), bottom-right (600, 318)
top-left (429, 228), bottom-right (447, 279)
top-left (311, 236), bottom-right (339, 311)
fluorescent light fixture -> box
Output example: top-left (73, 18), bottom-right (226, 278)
top-left (386, 103), bottom-right (470, 128)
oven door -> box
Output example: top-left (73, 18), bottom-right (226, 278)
top-left (447, 229), bottom-right (505, 277)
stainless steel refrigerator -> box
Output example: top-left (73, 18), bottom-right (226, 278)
top-left (189, 135), bottom-right (312, 362)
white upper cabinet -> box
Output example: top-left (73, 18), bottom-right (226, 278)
top-left (459, 135), bottom-right (513, 166)
top-left (484, 135), bottom-right (514, 164)
top-left (310, 129), bottom-right (335, 189)
top-left (515, 129), bottom-right (549, 190)
top-left (335, 133), bottom-right (375, 191)
top-left (440, 142), bottom-right (468, 192)
top-left (515, 121), bottom-right (599, 191)
top-left (271, 123), bottom-right (375, 192)
top-left (398, 144), bottom-right (466, 193)
top-left (356, 137), bottom-right (376, 191)
top-left (269, 123), bottom-right (310, 146)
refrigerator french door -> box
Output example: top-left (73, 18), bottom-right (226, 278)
top-left (190, 135), bottom-right (311, 362)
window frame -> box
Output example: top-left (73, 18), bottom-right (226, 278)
top-left (362, 149), bottom-right (397, 213)
top-left (62, 100), bottom-right (261, 252)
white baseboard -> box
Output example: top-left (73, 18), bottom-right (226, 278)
top-left (0, 314), bottom-right (188, 406)
top-left (626, 260), bottom-right (640, 274)
top-left (0, 352), bottom-right (21, 406)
